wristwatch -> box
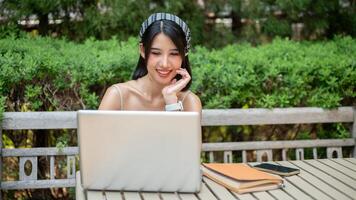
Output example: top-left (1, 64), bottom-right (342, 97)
top-left (165, 101), bottom-right (184, 111)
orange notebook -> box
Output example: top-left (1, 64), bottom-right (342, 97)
top-left (202, 163), bottom-right (284, 194)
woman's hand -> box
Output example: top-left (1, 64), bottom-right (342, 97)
top-left (162, 68), bottom-right (191, 104)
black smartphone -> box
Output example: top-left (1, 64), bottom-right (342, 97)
top-left (253, 163), bottom-right (300, 176)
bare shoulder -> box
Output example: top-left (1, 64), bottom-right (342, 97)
top-left (106, 83), bottom-right (127, 97)
top-left (109, 81), bottom-right (138, 96)
top-left (181, 91), bottom-right (202, 112)
top-left (98, 82), bottom-right (129, 110)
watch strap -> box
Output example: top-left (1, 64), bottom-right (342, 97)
top-left (165, 101), bottom-right (184, 111)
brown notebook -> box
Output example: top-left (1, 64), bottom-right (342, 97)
top-left (202, 163), bottom-right (284, 194)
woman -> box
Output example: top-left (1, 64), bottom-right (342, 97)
top-left (99, 13), bottom-right (201, 113)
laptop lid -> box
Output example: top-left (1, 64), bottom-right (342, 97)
top-left (78, 110), bottom-right (202, 192)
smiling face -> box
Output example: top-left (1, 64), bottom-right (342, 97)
top-left (140, 33), bottom-right (183, 86)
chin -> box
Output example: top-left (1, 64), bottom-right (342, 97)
top-left (154, 73), bottom-right (175, 85)
top-left (156, 77), bottom-right (172, 86)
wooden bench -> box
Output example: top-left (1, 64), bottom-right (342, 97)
top-left (0, 107), bottom-right (355, 192)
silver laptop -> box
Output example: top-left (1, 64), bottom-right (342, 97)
top-left (78, 110), bottom-right (202, 193)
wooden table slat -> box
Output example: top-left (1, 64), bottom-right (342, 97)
top-left (290, 160), bottom-right (356, 198)
top-left (123, 192), bottom-right (142, 200)
top-left (160, 192), bottom-right (180, 200)
top-left (285, 174), bottom-right (333, 200)
top-left (279, 178), bottom-right (313, 200)
top-left (232, 192), bottom-right (257, 200)
top-left (196, 182), bottom-right (219, 200)
top-left (332, 159), bottom-right (356, 172)
top-left (105, 191), bottom-right (123, 200)
top-left (87, 191), bottom-right (104, 200)
top-left (203, 177), bottom-right (237, 200)
top-left (178, 193), bottom-right (199, 200)
top-left (318, 159), bottom-right (356, 180)
top-left (345, 158), bottom-right (356, 165)
top-left (141, 192), bottom-right (161, 200)
top-left (252, 191), bottom-right (276, 200)
top-left (304, 160), bottom-right (356, 189)
top-left (277, 161), bottom-right (351, 200)
top-left (267, 189), bottom-right (295, 200)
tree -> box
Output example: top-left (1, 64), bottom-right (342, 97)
top-left (0, 0), bottom-right (206, 44)
top-left (0, 0), bottom-right (80, 35)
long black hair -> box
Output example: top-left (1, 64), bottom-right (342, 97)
top-left (132, 20), bottom-right (192, 91)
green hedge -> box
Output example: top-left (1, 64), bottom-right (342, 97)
top-left (0, 36), bottom-right (355, 115)
top-left (0, 36), bottom-right (137, 112)
top-left (192, 36), bottom-right (356, 109)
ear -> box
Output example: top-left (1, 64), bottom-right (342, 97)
top-left (139, 43), bottom-right (145, 59)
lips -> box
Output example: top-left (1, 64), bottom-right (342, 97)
top-left (156, 69), bottom-right (172, 77)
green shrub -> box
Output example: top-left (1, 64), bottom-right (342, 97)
top-left (190, 36), bottom-right (356, 109)
top-left (0, 36), bottom-right (138, 112)
top-left (0, 96), bottom-right (5, 122)
top-left (0, 36), bottom-right (354, 141)
top-left (1, 35), bottom-right (355, 112)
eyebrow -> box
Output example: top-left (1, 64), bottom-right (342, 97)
top-left (151, 47), bottom-right (179, 52)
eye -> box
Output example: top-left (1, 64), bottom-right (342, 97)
top-left (171, 52), bottom-right (179, 56)
top-left (151, 51), bottom-right (160, 55)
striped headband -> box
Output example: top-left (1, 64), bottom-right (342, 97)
top-left (139, 13), bottom-right (191, 54)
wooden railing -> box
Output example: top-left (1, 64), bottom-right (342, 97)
top-left (0, 107), bottom-right (355, 190)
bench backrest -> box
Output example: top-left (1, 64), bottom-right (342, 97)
top-left (0, 107), bottom-right (355, 190)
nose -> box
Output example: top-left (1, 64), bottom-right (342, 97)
top-left (160, 54), bottom-right (169, 68)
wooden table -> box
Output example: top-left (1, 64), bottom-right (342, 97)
top-left (86, 158), bottom-right (356, 200)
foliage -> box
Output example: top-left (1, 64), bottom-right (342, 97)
top-left (0, 35), bottom-right (137, 112)
top-left (0, 96), bottom-right (5, 122)
top-left (190, 36), bottom-right (356, 109)
top-left (251, 0), bottom-right (355, 41)
top-left (263, 17), bottom-right (291, 37)
top-left (0, 0), bottom-right (207, 45)
top-left (1, 0), bottom-right (355, 47)
top-left (0, 35), bottom-right (355, 112)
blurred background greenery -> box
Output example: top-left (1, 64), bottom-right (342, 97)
top-left (1, 0), bottom-right (355, 46)
top-left (0, 0), bottom-right (355, 199)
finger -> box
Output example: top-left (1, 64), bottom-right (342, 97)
top-left (168, 78), bottom-right (187, 90)
top-left (180, 68), bottom-right (190, 78)
top-left (173, 78), bottom-right (189, 90)
top-left (176, 69), bottom-right (190, 79)
top-left (176, 68), bottom-right (188, 73)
